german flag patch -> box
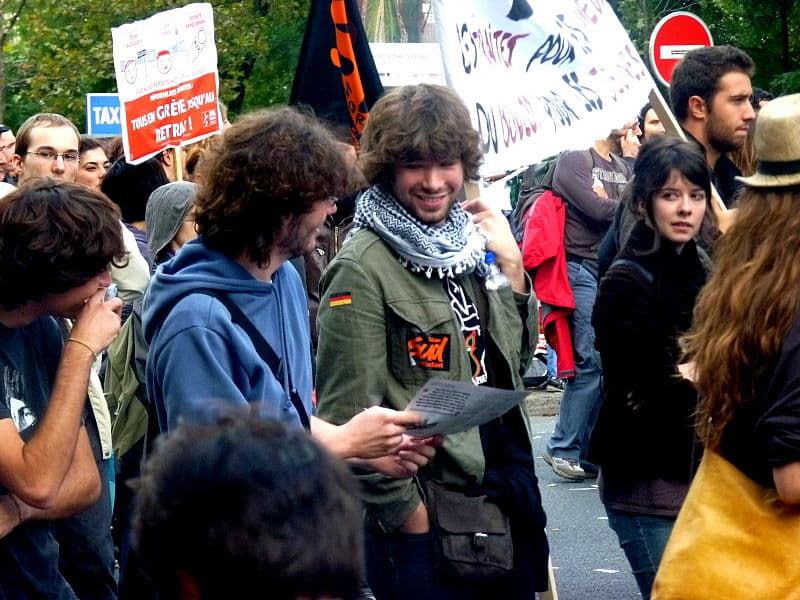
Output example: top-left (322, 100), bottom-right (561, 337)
top-left (329, 292), bottom-right (352, 307)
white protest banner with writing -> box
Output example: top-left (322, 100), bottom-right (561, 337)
top-left (432, 0), bottom-right (655, 174)
top-left (112, 3), bottom-right (221, 164)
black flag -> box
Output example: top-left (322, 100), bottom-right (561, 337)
top-left (290, 0), bottom-right (384, 149)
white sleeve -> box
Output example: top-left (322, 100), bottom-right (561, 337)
top-left (111, 221), bottom-right (151, 301)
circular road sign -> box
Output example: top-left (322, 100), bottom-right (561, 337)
top-left (649, 11), bottom-right (713, 86)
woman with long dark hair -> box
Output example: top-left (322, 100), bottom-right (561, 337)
top-left (589, 136), bottom-right (710, 598)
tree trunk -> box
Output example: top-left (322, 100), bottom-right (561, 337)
top-left (780, 0), bottom-right (791, 71)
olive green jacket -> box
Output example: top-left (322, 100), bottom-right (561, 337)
top-left (316, 230), bottom-right (538, 531)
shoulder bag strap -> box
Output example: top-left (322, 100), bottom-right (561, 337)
top-left (193, 290), bottom-right (311, 430)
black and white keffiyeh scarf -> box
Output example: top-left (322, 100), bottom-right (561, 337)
top-left (349, 184), bottom-right (489, 279)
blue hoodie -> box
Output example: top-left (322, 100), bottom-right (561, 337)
top-left (142, 238), bottom-right (313, 431)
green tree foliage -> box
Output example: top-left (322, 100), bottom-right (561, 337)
top-left (610, 0), bottom-right (800, 96)
top-left (2, 0), bottom-right (306, 130)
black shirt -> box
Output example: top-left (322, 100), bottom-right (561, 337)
top-left (720, 312), bottom-right (800, 489)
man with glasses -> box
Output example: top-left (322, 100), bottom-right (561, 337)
top-left (0, 125), bottom-right (17, 184)
top-left (11, 113), bottom-right (81, 183)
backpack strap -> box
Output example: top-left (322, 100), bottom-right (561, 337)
top-left (191, 290), bottom-right (311, 430)
top-left (609, 258), bottom-right (654, 285)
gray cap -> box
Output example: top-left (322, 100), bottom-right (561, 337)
top-left (145, 181), bottom-right (197, 261)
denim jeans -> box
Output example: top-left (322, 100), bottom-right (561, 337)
top-left (546, 261), bottom-right (602, 460)
top-left (605, 508), bottom-right (676, 600)
top-left (546, 345), bottom-right (557, 379)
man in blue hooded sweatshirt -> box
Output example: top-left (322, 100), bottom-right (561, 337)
top-left (143, 107), bottom-right (436, 471)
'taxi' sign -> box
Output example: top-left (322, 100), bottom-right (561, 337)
top-left (649, 12), bottom-right (713, 86)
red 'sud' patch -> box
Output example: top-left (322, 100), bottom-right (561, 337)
top-left (407, 334), bottom-right (451, 371)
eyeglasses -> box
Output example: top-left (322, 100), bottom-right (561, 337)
top-left (26, 150), bottom-right (80, 164)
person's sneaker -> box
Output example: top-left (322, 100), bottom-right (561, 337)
top-left (542, 449), bottom-right (586, 481)
top-left (546, 377), bottom-right (566, 391)
top-left (580, 460), bottom-right (599, 479)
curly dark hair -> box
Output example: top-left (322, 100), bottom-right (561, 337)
top-left (358, 84), bottom-right (483, 187)
top-left (195, 107), bottom-right (358, 267)
top-left (0, 179), bottom-right (126, 311)
top-left (132, 414), bottom-right (363, 600)
top-left (670, 45), bottom-right (755, 122)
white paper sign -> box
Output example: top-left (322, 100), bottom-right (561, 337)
top-left (112, 3), bottom-right (221, 163)
top-left (432, 0), bottom-right (655, 174)
top-left (406, 379), bottom-right (527, 436)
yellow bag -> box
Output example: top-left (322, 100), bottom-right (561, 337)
top-left (652, 450), bottom-right (800, 599)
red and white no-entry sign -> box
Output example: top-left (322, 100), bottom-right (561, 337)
top-left (648, 12), bottom-right (713, 86)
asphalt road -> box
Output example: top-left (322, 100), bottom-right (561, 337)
top-left (527, 390), bottom-right (642, 600)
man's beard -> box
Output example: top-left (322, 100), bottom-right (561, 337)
top-left (707, 118), bottom-right (745, 155)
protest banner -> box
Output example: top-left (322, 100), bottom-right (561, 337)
top-left (432, 0), bottom-right (655, 175)
top-left (112, 3), bottom-right (221, 164)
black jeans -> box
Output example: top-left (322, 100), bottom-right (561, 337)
top-left (364, 527), bottom-right (536, 600)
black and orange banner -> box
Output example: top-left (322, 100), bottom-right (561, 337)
top-left (290, 0), bottom-right (384, 149)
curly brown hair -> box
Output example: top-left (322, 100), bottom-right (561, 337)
top-left (684, 186), bottom-right (800, 448)
top-left (0, 179), bottom-right (126, 311)
top-left (358, 84), bottom-right (483, 187)
top-left (195, 107), bottom-right (358, 267)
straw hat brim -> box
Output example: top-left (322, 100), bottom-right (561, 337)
top-left (736, 172), bottom-right (800, 188)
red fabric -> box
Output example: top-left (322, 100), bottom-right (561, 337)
top-left (522, 190), bottom-right (576, 378)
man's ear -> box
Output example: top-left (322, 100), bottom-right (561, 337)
top-left (11, 154), bottom-right (23, 177)
top-left (687, 95), bottom-right (708, 120)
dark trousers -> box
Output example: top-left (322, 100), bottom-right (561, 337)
top-left (52, 412), bottom-right (118, 600)
top-left (364, 527), bottom-right (537, 600)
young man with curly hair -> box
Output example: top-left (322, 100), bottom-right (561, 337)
top-left (144, 107), bottom-right (436, 472)
top-left (315, 84), bottom-right (549, 599)
top-left (0, 180), bottom-right (124, 598)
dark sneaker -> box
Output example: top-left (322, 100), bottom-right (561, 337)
top-left (547, 377), bottom-right (566, 391)
top-left (580, 460), bottom-right (599, 479)
top-left (542, 449), bottom-right (586, 481)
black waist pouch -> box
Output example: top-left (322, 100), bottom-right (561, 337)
top-left (423, 480), bottom-right (513, 581)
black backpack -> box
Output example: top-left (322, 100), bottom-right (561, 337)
top-left (508, 151), bottom-right (566, 246)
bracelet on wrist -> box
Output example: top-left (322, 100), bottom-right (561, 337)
top-left (66, 337), bottom-right (98, 361)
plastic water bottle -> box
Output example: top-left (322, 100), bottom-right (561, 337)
top-left (484, 251), bottom-right (510, 291)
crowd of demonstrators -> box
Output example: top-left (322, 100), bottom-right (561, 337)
top-left (665, 94), bottom-right (800, 594)
top-left (0, 181), bottom-right (124, 599)
top-left (0, 38), bottom-right (793, 599)
top-left (588, 137), bottom-right (711, 599)
top-left (132, 414), bottom-right (365, 600)
top-left (141, 106), bottom-right (434, 469)
top-left (693, 94), bottom-right (800, 503)
top-left (540, 120), bottom-right (638, 482)
top-left (315, 84), bottom-right (549, 599)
